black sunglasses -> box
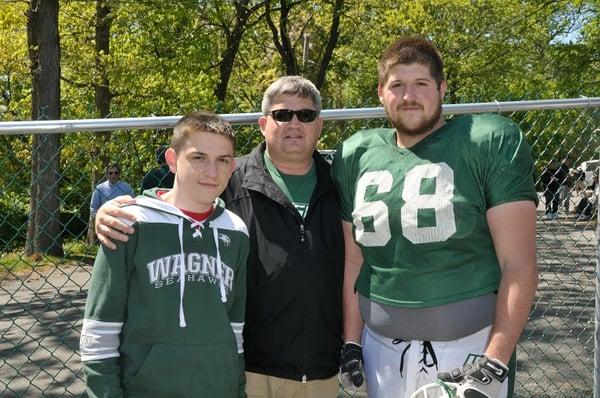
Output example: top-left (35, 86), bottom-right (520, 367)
top-left (266, 109), bottom-right (318, 123)
top-left (107, 171), bottom-right (120, 175)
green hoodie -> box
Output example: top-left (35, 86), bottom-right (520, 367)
top-left (80, 189), bottom-right (249, 398)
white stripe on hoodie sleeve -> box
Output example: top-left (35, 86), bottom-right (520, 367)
top-left (79, 319), bottom-right (123, 361)
top-left (230, 322), bottom-right (244, 354)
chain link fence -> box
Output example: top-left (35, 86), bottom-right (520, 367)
top-left (0, 99), bottom-right (599, 397)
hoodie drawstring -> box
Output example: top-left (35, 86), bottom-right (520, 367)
top-left (177, 218), bottom-right (187, 328)
top-left (176, 217), bottom-right (228, 328)
top-left (190, 221), bottom-right (203, 238)
top-left (212, 226), bottom-right (227, 303)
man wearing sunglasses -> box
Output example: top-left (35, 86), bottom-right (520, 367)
top-left (93, 76), bottom-right (344, 398)
top-left (89, 163), bottom-right (135, 218)
top-left (224, 75), bottom-right (344, 397)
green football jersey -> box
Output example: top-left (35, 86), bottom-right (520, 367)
top-left (331, 114), bottom-right (537, 308)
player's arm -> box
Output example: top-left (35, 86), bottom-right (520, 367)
top-left (342, 220), bottom-right (364, 344)
top-left (338, 220), bottom-right (367, 391)
top-left (94, 196), bottom-right (137, 249)
top-left (485, 200), bottom-right (538, 364)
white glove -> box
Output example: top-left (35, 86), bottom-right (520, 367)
top-left (410, 356), bottom-right (508, 398)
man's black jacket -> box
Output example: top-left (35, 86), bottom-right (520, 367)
top-left (221, 142), bottom-right (344, 381)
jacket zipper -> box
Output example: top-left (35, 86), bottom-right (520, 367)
top-left (300, 221), bottom-right (307, 383)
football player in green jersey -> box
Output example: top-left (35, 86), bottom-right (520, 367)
top-left (333, 37), bottom-right (538, 398)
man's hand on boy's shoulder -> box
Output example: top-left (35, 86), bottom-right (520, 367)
top-left (95, 195), bottom-right (137, 250)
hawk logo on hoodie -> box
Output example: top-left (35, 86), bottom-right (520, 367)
top-left (218, 233), bottom-right (231, 247)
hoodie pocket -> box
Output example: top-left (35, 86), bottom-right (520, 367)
top-left (124, 343), bottom-right (239, 398)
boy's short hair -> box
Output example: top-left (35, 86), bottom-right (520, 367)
top-left (378, 37), bottom-right (445, 87)
top-left (261, 76), bottom-right (322, 115)
top-left (171, 111), bottom-right (235, 152)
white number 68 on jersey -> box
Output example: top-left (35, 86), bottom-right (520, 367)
top-left (352, 163), bottom-right (457, 246)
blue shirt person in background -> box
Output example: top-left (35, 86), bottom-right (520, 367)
top-left (90, 163), bottom-right (135, 217)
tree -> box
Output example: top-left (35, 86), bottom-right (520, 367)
top-left (263, 0), bottom-right (344, 89)
top-left (86, 0), bottom-right (114, 244)
top-left (94, 0), bottom-right (112, 122)
top-left (25, 0), bottom-right (63, 257)
top-left (0, 3), bottom-right (29, 122)
top-left (210, 0), bottom-right (264, 105)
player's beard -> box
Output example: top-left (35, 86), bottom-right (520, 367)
top-left (387, 98), bottom-right (443, 137)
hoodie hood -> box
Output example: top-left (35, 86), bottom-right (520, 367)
top-left (128, 189), bottom-right (229, 328)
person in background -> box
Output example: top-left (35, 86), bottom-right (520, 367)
top-left (333, 37), bottom-right (538, 398)
top-left (573, 167), bottom-right (587, 194)
top-left (576, 171), bottom-right (599, 221)
top-left (559, 158), bottom-right (573, 213)
top-left (141, 145), bottom-right (175, 192)
top-left (92, 76), bottom-right (344, 398)
top-left (80, 111), bottom-right (249, 398)
top-left (540, 159), bottom-right (564, 220)
top-left (89, 163), bottom-right (135, 218)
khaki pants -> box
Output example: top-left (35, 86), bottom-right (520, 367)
top-left (245, 372), bottom-right (339, 398)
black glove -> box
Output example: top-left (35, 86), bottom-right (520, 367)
top-left (338, 342), bottom-right (367, 391)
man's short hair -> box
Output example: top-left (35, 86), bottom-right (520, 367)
top-left (378, 37), bottom-right (445, 87)
top-left (261, 76), bottom-right (322, 115)
top-left (171, 111), bottom-right (235, 152)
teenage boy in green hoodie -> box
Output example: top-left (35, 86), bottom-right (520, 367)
top-left (79, 111), bottom-right (249, 398)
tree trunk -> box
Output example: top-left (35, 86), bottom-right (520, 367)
top-left (24, 135), bottom-right (39, 256)
top-left (265, 0), bottom-right (298, 76)
top-left (87, 0), bottom-right (113, 245)
top-left (25, 0), bottom-right (63, 257)
top-left (264, 0), bottom-right (342, 85)
top-left (213, 1), bottom-right (262, 106)
top-left (314, 0), bottom-right (343, 90)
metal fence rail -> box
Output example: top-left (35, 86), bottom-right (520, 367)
top-left (1, 97), bottom-right (599, 134)
top-left (0, 98), bottom-right (599, 397)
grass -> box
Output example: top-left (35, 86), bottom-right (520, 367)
top-left (0, 238), bottom-right (97, 276)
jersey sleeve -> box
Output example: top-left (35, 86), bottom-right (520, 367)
top-left (483, 117), bottom-right (538, 208)
top-left (80, 232), bottom-right (137, 398)
top-left (331, 141), bottom-right (356, 222)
